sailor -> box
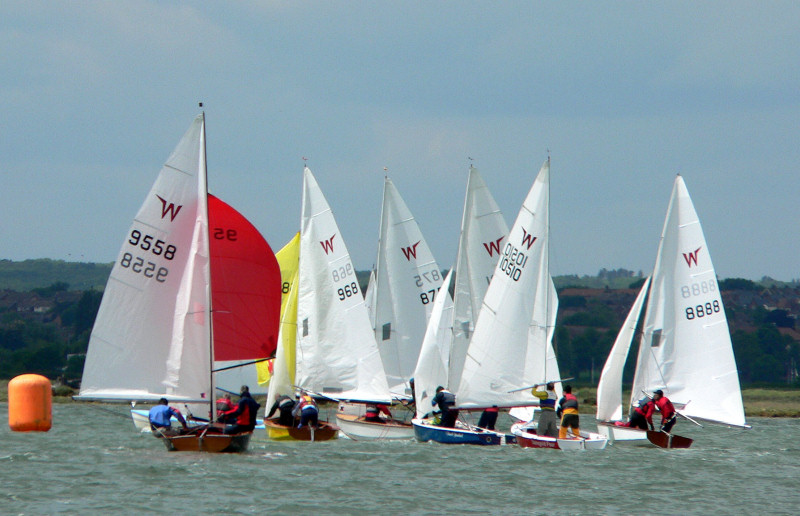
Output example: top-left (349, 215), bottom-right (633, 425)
top-left (531, 382), bottom-right (559, 437)
top-left (432, 386), bottom-right (458, 428)
top-left (364, 403), bottom-right (392, 423)
top-left (557, 385), bottom-right (581, 439)
top-left (148, 397), bottom-right (187, 434)
top-left (266, 394), bottom-right (296, 427)
top-left (653, 389), bottom-right (677, 433)
top-left (216, 394), bottom-right (236, 424)
top-left (477, 406), bottom-right (499, 431)
top-left (292, 392), bottom-right (319, 428)
top-left (221, 385), bottom-right (261, 434)
top-left (626, 396), bottom-right (656, 431)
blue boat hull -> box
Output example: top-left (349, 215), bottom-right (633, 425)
top-left (412, 419), bottom-right (515, 445)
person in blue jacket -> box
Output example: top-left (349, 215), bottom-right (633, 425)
top-left (148, 398), bottom-right (187, 434)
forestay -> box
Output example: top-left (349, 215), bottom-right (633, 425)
top-left (631, 176), bottom-right (746, 427)
top-left (295, 167), bottom-right (391, 403)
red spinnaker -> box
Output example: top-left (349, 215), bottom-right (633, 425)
top-left (208, 194), bottom-right (281, 361)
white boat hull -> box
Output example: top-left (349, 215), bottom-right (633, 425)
top-left (595, 421), bottom-right (648, 443)
top-left (511, 422), bottom-right (608, 451)
top-left (336, 413), bottom-right (415, 441)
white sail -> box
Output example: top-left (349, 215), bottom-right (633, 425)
top-left (78, 115), bottom-right (212, 403)
top-left (458, 159), bottom-right (552, 408)
top-left (372, 177), bottom-right (443, 395)
top-left (295, 167), bottom-right (392, 403)
top-left (364, 269), bottom-right (377, 329)
top-left (449, 166), bottom-right (509, 389)
top-left (413, 270), bottom-right (454, 419)
top-left (596, 276), bottom-right (651, 422)
top-left (631, 176), bottom-right (745, 427)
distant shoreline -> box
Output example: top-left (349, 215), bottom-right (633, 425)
top-left (1, 381), bottom-right (797, 418)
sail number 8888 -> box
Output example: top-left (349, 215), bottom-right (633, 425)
top-left (685, 300), bottom-right (720, 320)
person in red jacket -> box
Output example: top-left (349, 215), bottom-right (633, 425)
top-left (653, 389), bottom-right (677, 433)
top-left (364, 403), bottom-right (392, 423)
top-left (221, 385), bottom-right (261, 434)
top-left (617, 396), bottom-right (655, 431)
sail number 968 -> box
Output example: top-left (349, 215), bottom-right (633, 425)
top-left (337, 281), bottom-right (359, 301)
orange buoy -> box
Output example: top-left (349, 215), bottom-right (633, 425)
top-left (8, 374), bottom-right (52, 432)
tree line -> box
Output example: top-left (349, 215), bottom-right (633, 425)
top-left (1, 263), bottom-right (798, 387)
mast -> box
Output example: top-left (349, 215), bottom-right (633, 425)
top-left (200, 107), bottom-right (215, 418)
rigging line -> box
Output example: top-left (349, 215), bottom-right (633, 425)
top-left (84, 403), bottom-right (135, 421)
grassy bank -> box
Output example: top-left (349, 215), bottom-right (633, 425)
top-left (1, 380), bottom-right (798, 417)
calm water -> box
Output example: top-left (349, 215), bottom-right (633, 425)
top-left (1, 403), bottom-right (798, 515)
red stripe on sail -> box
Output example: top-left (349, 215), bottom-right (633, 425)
top-left (208, 194), bottom-right (281, 361)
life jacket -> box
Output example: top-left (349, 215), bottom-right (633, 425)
top-left (540, 390), bottom-right (557, 410)
top-left (438, 390), bottom-right (456, 407)
top-left (655, 396), bottom-right (675, 420)
top-left (634, 397), bottom-right (654, 417)
top-left (365, 405), bottom-right (379, 418)
top-left (298, 395), bottom-right (318, 412)
top-left (559, 393), bottom-right (579, 415)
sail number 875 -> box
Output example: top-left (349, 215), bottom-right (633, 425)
top-left (685, 300), bottom-right (720, 320)
top-left (337, 281), bottom-right (359, 301)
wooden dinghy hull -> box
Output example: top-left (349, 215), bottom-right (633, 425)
top-left (335, 413), bottom-right (414, 441)
top-left (646, 430), bottom-right (693, 449)
top-left (159, 428), bottom-right (252, 453)
top-left (412, 418), bottom-right (515, 445)
top-left (264, 419), bottom-right (339, 441)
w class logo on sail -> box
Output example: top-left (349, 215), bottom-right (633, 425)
top-left (401, 241), bottom-right (420, 261)
top-left (156, 195), bottom-right (183, 221)
top-left (483, 237), bottom-right (504, 257)
top-left (683, 247), bottom-right (702, 267)
top-left (520, 228), bottom-right (537, 250)
top-left (320, 234), bottom-right (336, 255)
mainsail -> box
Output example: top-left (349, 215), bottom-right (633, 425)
top-left (631, 175), bottom-right (745, 427)
top-left (457, 159), bottom-right (558, 408)
top-left (78, 115), bottom-right (212, 402)
top-left (449, 166), bottom-right (510, 389)
top-left (372, 177), bottom-right (443, 395)
top-left (295, 167), bottom-right (391, 403)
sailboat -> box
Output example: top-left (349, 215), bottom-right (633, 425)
top-left (412, 166), bottom-right (508, 444)
top-left (76, 113), bottom-right (281, 452)
top-left (336, 176), bottom-right (441, 440)
top-left (595, 175), bottom-right (749, 448)
top-left (414, 162), bottom-right (568, 446)
top-left (265, 167), bottom-right (393, 440)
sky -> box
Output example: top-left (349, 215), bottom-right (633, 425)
top-left (2, 1), bottom-right (798, 281)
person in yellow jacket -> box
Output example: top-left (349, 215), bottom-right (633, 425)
top-left (556, 385), bottom-right (580, 439)
top-left (531, 382), bottom-right (559, 437)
